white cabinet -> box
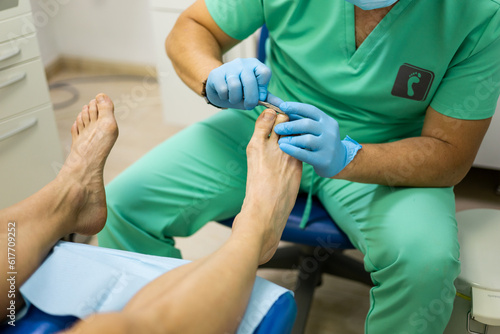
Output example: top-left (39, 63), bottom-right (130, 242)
top-left (474, 103), bottom-right (500, 171)
top-left (149, 0), bottom-right (258, 127)
top-left (0, 0), bottom-right (63, 209)
top-left (0, 0), bottom-right (31, 21)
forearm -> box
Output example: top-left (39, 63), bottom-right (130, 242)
top-left (336, 136), bottom-right (471, 187)
top-left (166, 8), bottom-right (225, 95)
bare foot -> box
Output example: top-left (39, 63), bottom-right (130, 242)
top-left (234, 109), bottom-right (302, 264)
top-left (57, 93), bottom-right (118, 235)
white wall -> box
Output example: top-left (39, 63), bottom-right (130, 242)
top-left (30, 0), bottom-right (156, 67)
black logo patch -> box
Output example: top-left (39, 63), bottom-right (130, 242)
top-left (391, 64), bottom-right (435, 102)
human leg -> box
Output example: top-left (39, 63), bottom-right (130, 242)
top-left (0, 94), bottom-right (118, 319)
top-left (317, 177), bottom-right (460, 334)
top-left (98, 109), bottom-right (259, 257)
top-left (66, 110), bottom-right (302, 334)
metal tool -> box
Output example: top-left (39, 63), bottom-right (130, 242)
top-left (258, 101), bottom-right (285, 114)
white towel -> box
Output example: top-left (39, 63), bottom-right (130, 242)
top-left (20, 241), bottom-right (290, 334)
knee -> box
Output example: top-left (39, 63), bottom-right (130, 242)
top-left (383, 241), bottom-right (460, 298)
top-left (402, 244), bottom-right (460, 289)
top-left (367, 212), bottom-right (460, 288)
top-left (370, 234), bottom-right (460, 289)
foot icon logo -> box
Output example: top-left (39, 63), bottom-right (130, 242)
top-left (407, 72), bottom-right (421, 97)
top-left (391, 64), bottom-right (434, 102)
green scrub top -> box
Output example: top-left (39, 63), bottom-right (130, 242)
top-left (205, 0), bottom-right (500, 144)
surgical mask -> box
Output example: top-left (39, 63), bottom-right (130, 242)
top-left (344, 0), bottom-right (398, 10)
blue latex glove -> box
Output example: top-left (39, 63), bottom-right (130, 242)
top-left (274, 102), bottom-right (362, 178)
top-left (206, 58), bottom-right (272, 110)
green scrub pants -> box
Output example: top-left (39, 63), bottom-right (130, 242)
top-left (99, 108), bottom-right (460, 334)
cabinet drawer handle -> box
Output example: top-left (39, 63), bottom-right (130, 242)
top-left (0, 48), bottom-right (21, 63)
top-left (0, 117), bottom-right (38, 142)
top-left (0, 72), bottom-right (26, 89)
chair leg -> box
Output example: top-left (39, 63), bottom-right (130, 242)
top-left (291, 254), bottom-right (323, 334)
top-left (322, 251), bottom-right (373, 287)
top-left (259, 246), bottom-right (372, 333)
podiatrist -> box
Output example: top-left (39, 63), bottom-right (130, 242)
top-left (99, 0), bottom-right (500, 332)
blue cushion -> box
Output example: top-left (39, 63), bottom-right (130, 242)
top-left (1, 294), bottom-right (296, 334)
top-left (219, 194), bottom-right (354, 249)
top-left (254, 292), bottom-right (296, 334)
top-left (0, 305), bottom-right (78, 334)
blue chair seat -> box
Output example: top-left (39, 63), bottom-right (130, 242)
top-left (1, 294), bottom-right (296, 334)
top-left (0, 305), bottom-right (78, 334)
top-left (220, 193), bottom-right (354, 249)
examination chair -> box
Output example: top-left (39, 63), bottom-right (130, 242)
top-left (219, 194), bottom-right (373, 334)
top-left (1, 241), bottom-right (297, 334)
top-left (1, 294), bottom-right (296, 334)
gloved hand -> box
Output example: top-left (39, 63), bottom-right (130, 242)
top-left (206, 58), bottom-right (272, 110)
top-left (274, 102), bottom-right (362, 178)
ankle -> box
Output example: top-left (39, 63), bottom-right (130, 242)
top-left (50, 174), bottom-right (86, 234)
top-left (231, 209), bottom-right (281, 263)
top-left (232, 210), bottom-right (266, 238)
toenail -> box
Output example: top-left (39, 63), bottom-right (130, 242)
top-left (97, 95), bottom-right (105, 103)
top-left (277, 114), bottom-right (289, 122)
top-left (263, 110), bottom-right (275, 121)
